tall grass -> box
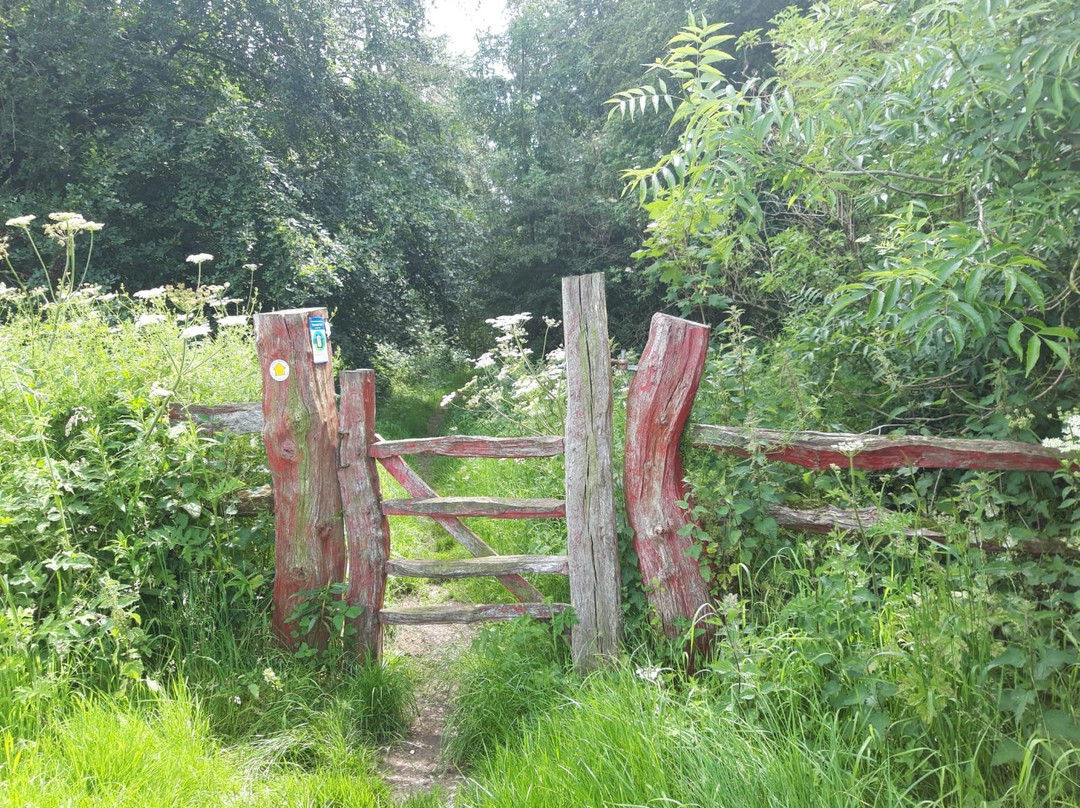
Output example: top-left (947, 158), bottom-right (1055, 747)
top-left (0, 685), bottom-right (394, 808)
top-left (458, 669), bottom-right (899, 808)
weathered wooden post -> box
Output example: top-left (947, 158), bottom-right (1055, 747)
top-left (562, 273), bottom-right (621, 671)
top-left (254, 307), bottom-right (345, 651)
top-left (624, 313), bottom-right (714, 651)
top-left (337, 369), bottom-right (392, 662)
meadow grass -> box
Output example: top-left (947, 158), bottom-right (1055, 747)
top-left (457, 668), bottom-right (895, 808)
top-left (0, 685), bottom-right (397, 808)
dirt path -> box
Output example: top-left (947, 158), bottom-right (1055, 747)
top-left (381, 604), bottom-right (478, 804)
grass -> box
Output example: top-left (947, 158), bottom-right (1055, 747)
top-left (457, 669), bottom-right (896, 808)
top-left (0, 685), bottom-right (395, 808)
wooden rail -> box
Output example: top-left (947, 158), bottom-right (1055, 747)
top-left (374, 447), bottom-right (545, 603)
top-left (381, 496), bottom-right (566, 519)
top-left (370, 435), bottom-right (563, 458)
top-left (380, 603), bottom-right (570, 625)
top-left (690, 424), bottom-right (1078, 472)
top-left (386, 555), bottom-right (569, 579)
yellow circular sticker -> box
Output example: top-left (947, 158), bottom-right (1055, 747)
top-left (269, 359), bottom-right (290, 382)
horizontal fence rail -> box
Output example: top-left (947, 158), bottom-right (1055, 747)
top-left (370, 435), bottom-right (564, 458)
top-left (690, 424), bottom-right (1078, 472)
top-left (380, 496), bottom-right (566, 519)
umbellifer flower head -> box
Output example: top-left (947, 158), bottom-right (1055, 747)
top-left (5, 215), bottom-right (35, 227)
top-left (186, 253), bottom-right (213, 264)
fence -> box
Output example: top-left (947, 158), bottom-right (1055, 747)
top-left (174, 282), bottom-right (1078, 670)
top-left (251, 273), bottom-right (619, 673)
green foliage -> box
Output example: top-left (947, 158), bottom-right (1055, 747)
top-left (443, 617), bottom-right (571, 768)
top-left (0, 225), bottom-right (271, 717)
top-left (618, 0), bottom-right (1079, 426)
top-left (0, 0), bottom-right (479, 365)
top-left (458, 669), bottom-right (900, 808)
top-left (0, 684), bottom-right (395, 807)
top-left (456, 0), bottom-right (791, 347)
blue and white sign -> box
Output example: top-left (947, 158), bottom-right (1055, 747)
top-left (308, 316), bottom-right (331, 364)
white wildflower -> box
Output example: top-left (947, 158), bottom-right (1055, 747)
top-left (134, 313), bottom-right (167, 328)
top-left (836, 438), bottom-right (867, 454)
top-left (181, 323), bottom-right (211, 339)
top-left (262, 667), bottom-right (283, 691)
top-left (542, 316), bottom-right (560, 329)
top-left (486, 312), bottom-right (531, 329)
top-left (1043, 413), bottom-right (1080, 454)
top-left (634, 666), bottom-right (663, 683)
top-left (148, 382), bottom-right (174, 399)
top-left (186, 253), bottom-right (213, 264)
top-left (474, 352), bottom-right (496, 370)
top-left (545, 347), bottom-right (565, 364)
top-left (216, 314), bottom-right (249, 327)
top-left (41, 213), bottom-right (103, 240)
top-left (133, 286), bottom-right (166, 299)
top-left (208, 296), bottom-right (243, 308)
top-left (5, 215), bottom-right (35, 227)
top-left (440, 391), bottom-right (457, 408)
top-left (512, 377), bottom-right (539, 397)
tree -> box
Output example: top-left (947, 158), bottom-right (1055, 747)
top-left (457, 0), bottom-right (791, 349)
top-left (618, 0), bottom-right (1079, 431)
top-left (0, 0), bottom-right (478, 362)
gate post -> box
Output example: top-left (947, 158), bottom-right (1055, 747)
top-left (624, 313), bottom-right (713, 654)
top-left (254, 307), bottom-right (345, 651)
top-left (562, 273), bottom-right (621, 672)
top-left (338, 369), bottom-right (391, 662)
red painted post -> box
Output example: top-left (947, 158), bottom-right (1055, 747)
top-left (562, 273), bottom-right (621, 672)
top-left (254, 307), bottom-right (345, 651)
top-left (624, 313), bottom-right (714, 650)
top-left (338, 370), bottom-right (391, 662)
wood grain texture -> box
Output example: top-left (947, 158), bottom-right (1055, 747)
top-left (337, 370), bottom-right (391, 662)
top-left (386, 554), bottom-right (569, 579)
top-left (562, 273), bottom-right (621, 672)
top-left (168, 402), bottom-right (263, 434)
top-left (381, 496), bottom-right (566, 519)
top-left (690, 425), bottom-right (1078, 472)
top-left (769, 505), bottom-right (1079, 558)
top-left (254, 308), bottom-right (345, 651)
top-left (624, 313), bottom-right (714, 648)
top-left (370, 435), bottom-right (563, 458)
top-left (769, 505), bottom-right (944, 538)
top-left (375, 449), bottom-right (545, 603)
top-left (380, 602), bottom-right (570, 625)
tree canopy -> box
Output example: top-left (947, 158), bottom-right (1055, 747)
top-left (1, 0), bottom-right (477, 361)
top-left (617, 0), bottom-right (1079, 433)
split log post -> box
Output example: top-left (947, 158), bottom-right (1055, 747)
top-left (562, 273), bottom-right (621, 672)
top-left (624, 313), bottom-right (714, 651)
top-left (254, 308), bottom-right (345, 651)
top-left (338, 370), bottom-right (391, 662)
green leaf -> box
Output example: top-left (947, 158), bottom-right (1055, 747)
top-left (1042, 338), bottom-right (1069, 365)
top-left (987, 647), bottom-right (1026, 670)
top-left (1025, 336), bottom-right (1042, 375)
top-left (1007, 320), bottom-right (1025, 359)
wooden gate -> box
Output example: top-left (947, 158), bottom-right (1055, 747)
top-left (253, 274), bottom-right (620, 672)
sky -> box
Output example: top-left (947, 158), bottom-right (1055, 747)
top-left (425, 0), bottom-right (509, 56)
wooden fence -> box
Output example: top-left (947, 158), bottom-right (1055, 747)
top-left (249, 273), bottom-right (619, 673)
top-left (174, 284), bottom-right (1078, 669)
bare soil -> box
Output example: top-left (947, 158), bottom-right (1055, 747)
top-left (381, 603), bottom-right (478, 804)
